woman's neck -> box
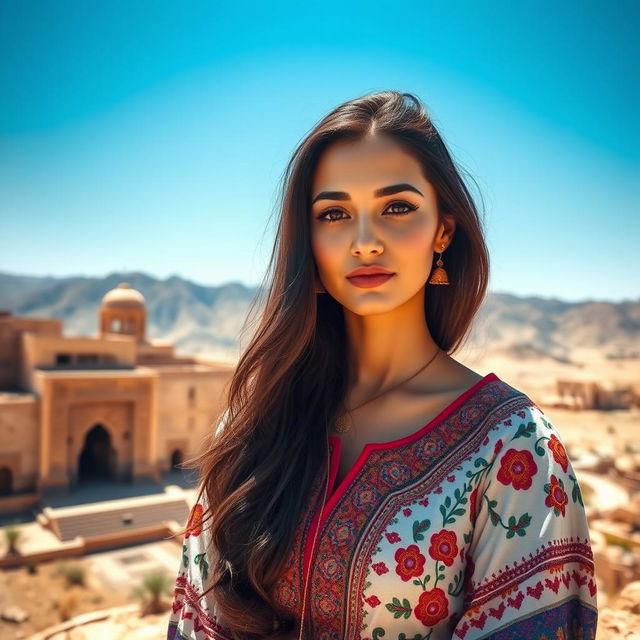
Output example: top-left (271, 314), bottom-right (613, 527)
top-left (342, 287), bottom-right (441, 397)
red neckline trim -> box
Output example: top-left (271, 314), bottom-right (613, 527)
top-left (326, 371), bottom-right (498, 513)
top-left (301, 371), bottom-right (499, 587)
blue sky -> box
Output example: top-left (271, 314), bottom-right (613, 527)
top-left (1, 0), bottom-right (637, 302)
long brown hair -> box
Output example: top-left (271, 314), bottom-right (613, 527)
top-left (175, 90), bottom-right (489, 638)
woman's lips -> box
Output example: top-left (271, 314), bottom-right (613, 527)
top-left (346, 273), bottom-right (395, 288)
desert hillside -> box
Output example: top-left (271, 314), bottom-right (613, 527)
top-left (2, 270), bottom-right (638, 367)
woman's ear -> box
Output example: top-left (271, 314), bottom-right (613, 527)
top-left (433, 214), bottom-right (456, 251)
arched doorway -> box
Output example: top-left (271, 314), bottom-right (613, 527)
top-left (78, 424), bottom-right (117, 482)
top-left (170, 449), bottom-right (184, 471)
top-left (0, 467), bottom-right (12, 495)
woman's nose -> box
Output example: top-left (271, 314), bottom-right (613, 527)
top-left (351, 218), bottom-right (384, 254)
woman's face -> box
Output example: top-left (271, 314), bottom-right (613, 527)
top-left (310, 133), bottom-right (455, 315)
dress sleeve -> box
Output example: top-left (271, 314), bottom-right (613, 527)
top-left (167, 411), bottom-right (235, 640)
top-left (452, 403), bottom-right (598, 639)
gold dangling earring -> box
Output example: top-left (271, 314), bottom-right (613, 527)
top-left (428, 243), bottom-right (450, 285)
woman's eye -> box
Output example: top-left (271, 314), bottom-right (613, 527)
top-left (316, 201), bottom-right (417, 223)
top-left (385, 201), bottom-right (417, 215)
top-left (317, 208), bottom-right (349, 223)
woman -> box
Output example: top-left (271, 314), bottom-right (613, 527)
top-left (167, 91), bottom-right (597, 640)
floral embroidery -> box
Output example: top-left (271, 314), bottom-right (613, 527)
top-left (167, 494), bottom-right (234, 640)
top-left (428, 529), bottom-right (459, 566)
top-left (185, 503), bottom-right (203, 538)
top-left (544, 474), bottom-right (569, 516)
top-left (365, 594), bottom-right (381, 607)
top-left (568, 473), bottom-right (585, 506)
top-left (484, 493), bottom-right (532, 539)
top-left (496, 448), bottom-right (538, 490)
top-left (395, 544), bottom-right (427, 581)
top-left (414, 587), bottom-right (449, 626)
top-left (547, 434), bottom-right (569, 473)
top-left (372, 561), bottom-right (389, 575)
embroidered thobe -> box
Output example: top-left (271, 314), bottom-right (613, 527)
top-left (167, 373), bottom-right (597, 639)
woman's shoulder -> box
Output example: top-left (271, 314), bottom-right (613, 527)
top-left (471, 375), bottom-right (571, 462)
top-left (468, 384), bottom-right (581, 514)
top-left (487, 385), bottom-right (559, 436)
top-left (479, 371), bottom-right (542, 415)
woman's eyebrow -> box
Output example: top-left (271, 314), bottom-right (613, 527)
top-left (311, 183), bottom-right (423, 204)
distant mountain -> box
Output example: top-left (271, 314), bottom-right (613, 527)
top-left (470, 292), bottom-right (640, 362)
top-left (1, 271), bottom-right (638, 363)
top-left (0, 271), bottom-right (260, 362)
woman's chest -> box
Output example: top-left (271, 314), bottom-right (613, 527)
top-left (330, 392), bottom-right (465, 491)
top-left (272, 435), bottom-right (487, 638)
top-left (333, 437), bottom-right (365, 489)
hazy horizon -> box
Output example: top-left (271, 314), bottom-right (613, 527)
top-left (1, 268), bottom-right (637, 305)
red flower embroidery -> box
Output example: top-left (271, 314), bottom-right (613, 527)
top-left (469, 486), bottom-right (479, 523)
top-left (496, 448), bottom-right (538, 490)
top-left (414, 587), bottom-right (449, 626)
top-left (428, 529), bottom-right (458, 566)
top-left (365, 594), bottom-right (381, 607)
top-left (494, 439), bottom-right (504, 455)
top-left (185, 503), bottom-right (203, 538)
top-left (547, 434), bottom-right (569, 473)
top-left (371, 562), bottom-right (389, 575)
top-left (385, 531), bottom-right (401, 544)
top-left (394, 544), bottom-right (426, 581)
top-left (545, 474), bottom-right (568, 516)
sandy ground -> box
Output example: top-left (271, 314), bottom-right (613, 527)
top-left (0, 556), bottom-right (132, 638)
top-left (535, 406), bottom-right (640, 458)
top-left (0, 540), bottom-right (182, 639)
top-left (458, 351), bottom-right (640, 453)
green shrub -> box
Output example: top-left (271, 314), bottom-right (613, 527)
top-left (58, 561), bottom-right (86, 586)
top-left (129, 568), bottom-right (174, 615)
top-left (2, 521), bottom-right (22, 556)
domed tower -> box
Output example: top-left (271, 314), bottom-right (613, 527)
top-left (100, 282), bottom-right (147, 343)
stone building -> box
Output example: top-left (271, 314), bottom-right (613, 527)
top-left (556, 378), bottom-right (639, 410)
top-left (0, 282), bottom-right (234, 505)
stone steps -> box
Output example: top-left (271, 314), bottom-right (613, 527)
top-left (41, 493), bottom-right (191, 542)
